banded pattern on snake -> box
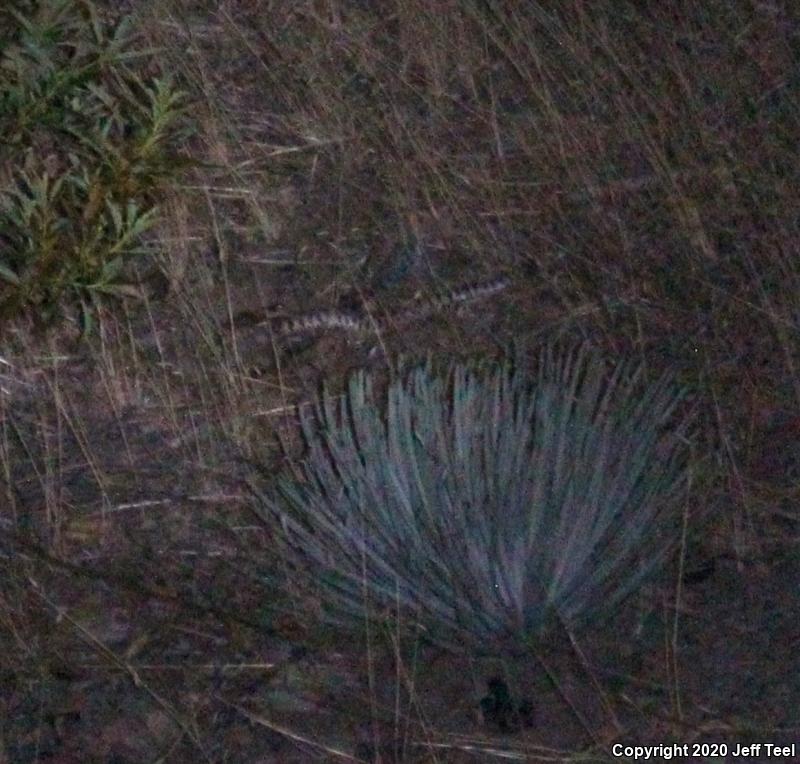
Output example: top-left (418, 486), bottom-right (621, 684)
top-left (263, 275), bottom-right (511, 338)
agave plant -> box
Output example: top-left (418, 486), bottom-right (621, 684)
top-left (252, 344), bottom-right (693, 653)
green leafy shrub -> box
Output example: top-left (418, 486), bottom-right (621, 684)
top-left (0, 0), bottom-right (190, 331)
top-left (252, 345), bottom-right (694, 653)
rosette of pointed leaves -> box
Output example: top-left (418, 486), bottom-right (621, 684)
top-left (253, 345), bottom-right (693, 652)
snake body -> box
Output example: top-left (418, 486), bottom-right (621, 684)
top-left (267, 276), bottom-right (511, 338)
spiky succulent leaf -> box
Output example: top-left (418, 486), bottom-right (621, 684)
top-left (254, 345), bottom-right (693, 652)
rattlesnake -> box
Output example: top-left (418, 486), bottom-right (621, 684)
top-left (254, 275), bottom-right (511, 339)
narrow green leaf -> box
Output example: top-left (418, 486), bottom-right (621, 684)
top-left (0, 261), bottom-right (20, 285)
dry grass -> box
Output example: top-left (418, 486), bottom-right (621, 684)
top-left (0, 0), bottom-right (798, 760)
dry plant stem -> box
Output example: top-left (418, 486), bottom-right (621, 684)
top-left (94, 344), bottom-right (136, 467)
top-left (7, 528), bottom-right (269, 639)
top-left (205, 186), bottom-right (241, 371)
top-left (388, 626), bottom-right (437, 760)
top-left (525, 623), bottom-right (622, 753)
top-left (27, 577), bottom-right (212, 763)
top-left (219, 699), bottom-right (364, 762)
top-left (669, 465), bottom-right (693, 721)
top-left (44, 372), bottom-right (111, 516)
top-left (362, 552), bottom-right (383, 761)
top-left (391, 589), bottom-right (404, 761)
top-left (355, 281), bottom-right (391, 364)
top-left (82, 661), bottom-right (277, 673)
top-left (566, 628), bottom-right (623, 732)
top-left (0, 419), bottom-right (15, 522)
top-left (706, 351), bottom-right (753, 570)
